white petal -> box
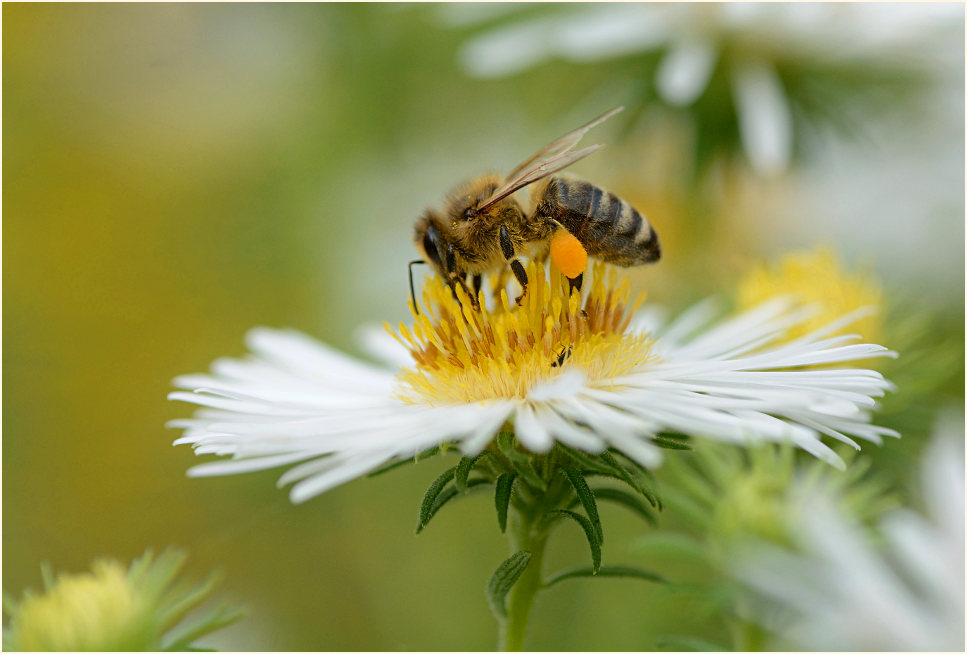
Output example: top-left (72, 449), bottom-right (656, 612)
top-left (355, 323), bottom-right (417, 370)
top-left (556, 5), bottom-right (669, 62)
top-left (187, 450), bottom-right (320, 477)
top-left (527, 369), bottom-right (585, 402)
top-left (513, 404), bottom-right (554, 452)
top-left (534, 405), bottom-right (606, 453)
top-left (457, 19), bottom-right (555, 78)
top-left (656, 37), bottom-right (717, 106)
top-left (459, 402), bottom-right (515, 456)
top-left (289, 451), bottom-right (394, 504)
top-left (732, 60), bottom-right (793, 177)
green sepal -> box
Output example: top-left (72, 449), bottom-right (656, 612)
top-left (555, 443), bottom-right (614, 474)
top-left (634, 532), bottom-right (708, 563)
top-left (494, 473), bottom-right (517, 533)
top-left (368, 445), bottom-right (451, 478)
top-left (563, 467), bottom-right (603, 543)
top-left (454, 452), bottom-right (499, 492)
top-left (497, 433), bottom-right (546, 490)
top-left (161, 602), bottom-right (244, 652)
top-left (579, 487), bottom-right (657, 526)
top-left (549, 509), bottom-right (601, 573)
top-left (2, 590), bottom-right (19, 616)
top-left (419, 478), bottom-right (491, 532)
top-left (39, 561), bottom-right (56, 591)
top-left (156, 571), bottom-right (218, 632)
top-left (454, 455), bottom-right (477, 493)
top-left (543, 564), bottom-right (667, 588)
top-left (416, 465), bottom-right (457, 533)
top-left (601, 451), bottom-right (662, 509)
top-left (652, 434), bottom-right (693, 450)
top-left (486, 550), bottom-right (532, 619)
top-left (137, 549), bottom-right (187, 605)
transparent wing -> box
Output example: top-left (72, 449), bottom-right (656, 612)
top-left (478, 106), bottom-right (624, 211)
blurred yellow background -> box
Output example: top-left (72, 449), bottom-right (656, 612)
top-left (4, 4), bottom-right (963, 650)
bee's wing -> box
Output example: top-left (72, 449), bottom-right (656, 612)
top-left (479, 106), bottom-right (623, 211)
top-left (505, 106), bottom-right (623, 181)
top-left (478, 145), bottom-right (604, 211)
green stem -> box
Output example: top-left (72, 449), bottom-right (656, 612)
top-left (728, 615), bottom-right (767, 652)
top-left (498, 511), bottom-right (549, 652)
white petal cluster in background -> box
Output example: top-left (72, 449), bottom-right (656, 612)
top-left (170, 293), bottom-right (896, 503)
top-left (451, 3), bottom-right (959, 177)
top-left (733, 411), bottom-right (965, 651)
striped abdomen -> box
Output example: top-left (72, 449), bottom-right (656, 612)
top-left (538, 177), bottom-right (660, 267)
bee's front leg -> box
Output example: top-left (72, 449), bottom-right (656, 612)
top-left (444, 244), bottom-right (480, 310)
top-left (499, 225), bottom-right (528, 305)
top-left (471, 274), bottom-right (483, 303)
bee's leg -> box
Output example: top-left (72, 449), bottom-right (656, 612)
top-left (510, 261), bottom-right (529, 305)
top-left (471, 274), bottom-right (483, 305)
top-left (568, 273), bottom-right (583, 295)
top-left (445, 244), bottom-right (480, 310)
top-left (499, 225), bottom-right (529, 305)
top-left (455, 276), bottom-right (480, 310)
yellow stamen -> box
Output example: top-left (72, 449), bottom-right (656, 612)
top-left (737, 248), bottom-right (883, 345)
top-left (390, 262), bottom-right (655, 405)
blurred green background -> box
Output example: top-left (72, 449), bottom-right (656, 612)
top-left (4, 3), bottom-right (964, 650)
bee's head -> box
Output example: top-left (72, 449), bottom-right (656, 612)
top-left (445, 175), bottom-right (522, 227)
top-left (414, 213), bottom-right (447, 276)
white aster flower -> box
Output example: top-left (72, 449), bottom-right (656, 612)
top-left (733, 410), bottom-right (965, 651)
top-left (170, 263), bottom-right (896, 503)
top-left (454, 3), bottom-right (958, 176)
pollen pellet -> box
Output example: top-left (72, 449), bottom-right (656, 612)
top-left (550, 229), bottom-right (588, 279)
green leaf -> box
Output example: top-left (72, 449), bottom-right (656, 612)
top-left (543, 565), bottom-right (667, 588)
top-left (419, 478), bottom-right (491, 531)
top-left (549, 510), bottom-right (601, 573)
top-left (416, 465), bottom-right (457, 533)
top-left (486, 551), bottom-right (531, 619)
top-left (368, 445), bottom-right (445, 478)
top-left (563, 467), bottom-right (603, 543)
top-left (591, 487), bottom-right (657, 526)
top-left (494, 473), bottom-right (517, 533)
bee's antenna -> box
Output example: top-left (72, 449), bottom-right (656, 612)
top-left (408, 259), bottom-right (426, 315)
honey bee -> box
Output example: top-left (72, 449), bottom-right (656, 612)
top-left (411, 106), bottom-right (660, 312)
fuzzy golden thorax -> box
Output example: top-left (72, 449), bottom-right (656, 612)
top-left (415, 174), bottom-right (534, 277)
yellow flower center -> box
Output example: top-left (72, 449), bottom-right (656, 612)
top-left (9, 561), bottom-right (157, 651)
top-left (737, 248), bottom-right (883, 345)
top-left (389, 262), bottom-right (654, 405)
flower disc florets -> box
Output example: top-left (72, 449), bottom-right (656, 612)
top-left (391, 262), bottom-right (653, 405)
